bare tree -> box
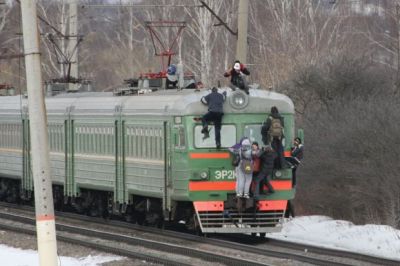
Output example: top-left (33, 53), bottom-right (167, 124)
top-left (184, 0), bottom-right (225, 86)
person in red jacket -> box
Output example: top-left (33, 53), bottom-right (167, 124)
top-left (224, 60), bottom-right (250, 94)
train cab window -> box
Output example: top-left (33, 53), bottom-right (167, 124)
top-left (244, 124), bottom-right (263, 144)
top-left (194, 125), bottom-right (236, 148)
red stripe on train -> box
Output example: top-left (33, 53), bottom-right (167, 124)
top-left (193, 201), bottom-right (224, 211)
top-left (257, 200), bottom-right (287, 211)
top-left (189, 181), bottom-right (236, 191)
top-left (189, 180), bottom-right (292, 191)
top-left (189, 152), bottom-right (230, 159)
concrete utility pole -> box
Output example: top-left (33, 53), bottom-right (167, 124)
top-left (235, 0), bottom-right (249, 64)
top-left (396, 4), bottom-right (400, 82)
top-left (68, 0), bottom-right (78, 91)
top-left (20, 1), bottom-right (58, 266)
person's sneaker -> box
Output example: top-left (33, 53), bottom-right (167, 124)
top-left (243, 194), bottom-right (250, 199)
top-left (216, 142), bottom-right (221, 149)
top-left (201, 127), bottom-right (209, 134)
top-left (203, 132), bottom-right (210, 140)
top-left (236, 193), bottom-right (242, 197)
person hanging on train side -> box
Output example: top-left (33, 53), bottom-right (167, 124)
top-left (253, 145), bottom-right (276, 199)
top-left (289, 137), bottom-right (304, 188)
top-left (230, 137), bottom-right (253, 199)
top-left (261, 106), bottom-right (285, 169)
top-left (251, 141), bottom-right (261, 195)
top-left (224, 60), bottom-right (250, 94)
top-left (200, 87), bottom-right (227, 149)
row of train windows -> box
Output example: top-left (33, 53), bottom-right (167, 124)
top-left (0, 123), bottom-right (164, 160)
top-left (0, 123), bottom-right (264, 152)
top-left (74, 125), bottom-right (164, 159)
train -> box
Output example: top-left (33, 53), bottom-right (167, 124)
top-left (0, 86), bottom-right (296, 234)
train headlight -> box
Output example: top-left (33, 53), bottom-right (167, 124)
top-left (274, 170), bottom-right (282, 178)
top-left (229, 91), bottom-right (249, 109)
top-left (200, 171), bottom-right (208, 179)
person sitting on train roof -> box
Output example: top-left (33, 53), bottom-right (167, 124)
top-left (253, 145), bottom-right (276, 199)
top-left (261, 106), bottom-right (285, 169)
top-left (166, 64), bottom-right (178, 89)
top-left (223, 60), bottom-right (250, 94)
top-left (230, 137), bottom-right (253, 199)
top-left (200, 87), bottom-right (227, 149)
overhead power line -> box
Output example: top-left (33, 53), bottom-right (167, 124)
top-left (81, 4), bottom-right (202, 8)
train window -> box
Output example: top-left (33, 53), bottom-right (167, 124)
top-left (194, 125), bottom-right (236, 148)
top-left (244, 124), bottom-right (263, 145)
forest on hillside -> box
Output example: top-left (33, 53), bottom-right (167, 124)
top-left (1, 0), bottom-right (399, 229)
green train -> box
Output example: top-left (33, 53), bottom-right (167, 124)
top-left (0, 87), bottom-right (296, 234)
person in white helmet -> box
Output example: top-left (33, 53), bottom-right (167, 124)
top-left (224, 60), bottom-right (250, 94)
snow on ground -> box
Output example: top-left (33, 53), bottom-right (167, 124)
top-left (1, 215), bottom-right (399, 265)
top-left (269, 215), bottom-right (400, 261)
top-left (0, 244), bottom-right (123, 266)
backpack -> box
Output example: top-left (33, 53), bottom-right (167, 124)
top-left (232, 152), bottom-right (240, 167)
top-left (269, 116), bottom-right (283, 138)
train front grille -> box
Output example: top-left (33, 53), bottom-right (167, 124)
top-left (195, 209), bottom-right (284, 233)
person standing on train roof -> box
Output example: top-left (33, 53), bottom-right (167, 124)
top-left (230, 137), bottom-right (253, 198)
top-left (200, 87), bottom-right (227, 149)
top-left (261, 106), bottom-right (285, 169)
top-left (224, 60), bottom-right (250, 94)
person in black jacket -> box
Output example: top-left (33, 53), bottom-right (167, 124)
top-left (253, 145), bottom-right (276, 199)
top-left (290, 137), bottom-right (304, 187)
top-left (224, 60), bottom-right (250, 94)
top-left (201, 87), bottom-right (227, 149)
top-left (261, 106), bottom-right (285, 169)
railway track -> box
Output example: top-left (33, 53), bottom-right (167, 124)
top-left (0, 202), bottom-right (397, 266)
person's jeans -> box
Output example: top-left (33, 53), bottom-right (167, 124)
top-left (202, 111), bottom-right (223, 145)
top-left (253, 171), bottom-right (274, 199)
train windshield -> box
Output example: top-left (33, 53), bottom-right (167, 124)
top-left (194, 125), bottom-right (236, 148)
top-left (244, 124), bottom-right (263, 144)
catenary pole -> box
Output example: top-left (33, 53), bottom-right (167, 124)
top-left (235, 0), bottom-right (249, 63)
top-left (68, 0), bottom-right (78, 91)
top-left (20, 1), bottom-right (58, 266)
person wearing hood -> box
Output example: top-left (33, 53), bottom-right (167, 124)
top-left (201, 87), bottom-right (227, 149)
top-left (261, 106), bottom-right (285, 169)
top-left (224, 60), bottom-right (250, 94)
top-left (230, 138), bottom-right (253, 198)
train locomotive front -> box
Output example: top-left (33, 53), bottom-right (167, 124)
top-left (0, 87), bottom-right (295, 234)
top-left (182, 89), bottom-right (295, 233)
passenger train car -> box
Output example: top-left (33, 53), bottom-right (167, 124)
top-left (0, 87), bottom-right (296, 234)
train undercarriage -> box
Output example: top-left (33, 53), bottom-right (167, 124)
top-left (0, 176), bottom-right (287, 235)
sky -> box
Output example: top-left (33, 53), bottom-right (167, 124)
top-left (0, 215), bottom-right (399, 266)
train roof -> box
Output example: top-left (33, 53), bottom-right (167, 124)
top-left (0, 86), bottom-right (294, 116)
